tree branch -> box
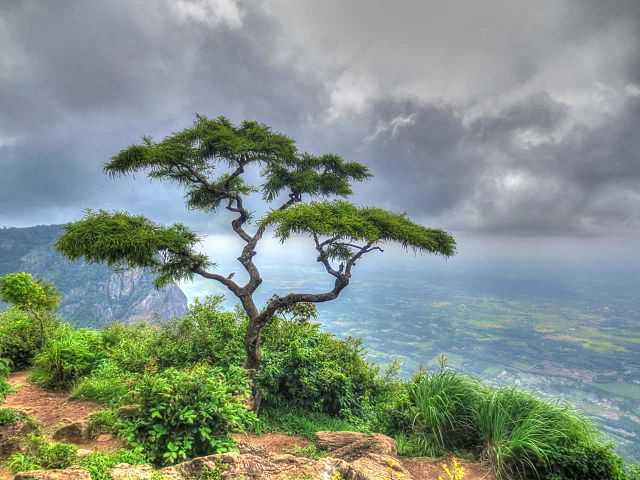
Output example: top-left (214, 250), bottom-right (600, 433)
top-left (193, 266), bottom-right (242, 296)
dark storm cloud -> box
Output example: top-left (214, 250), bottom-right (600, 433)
top-left (1, 0), bottom-right (639, 237)
top-left (0, 0), bottom-right (326, 226)
top-left (353, 91), bottom-right (640, 235)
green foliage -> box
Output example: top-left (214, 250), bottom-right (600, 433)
top-left (79, 448), bottom-right (148, 480)
top-left (0, 358), bottom-right (11, 400)
top-left (0, 408), bottom-right (21, 426)
top-left (7, 435), bottom-right (78, 473)
top-left (262, 200), bottom-right (456, 256)
top-left (101, 322), bottom-right (158, 373)
top-left (258, 407), bottom-right (365, 439)
top-left (0, 272), bottom-right (60, 315)
top-left (409, 370), bottom-right (485, 453)
top-left (72, 361), bottom-right (134, 404)
top-left (120, 365), bottom-right (256, 465)
top-left (538, 441), bottom-right (626, 480)
top-left (154, 296), bottom-right (245, 369)
top-left (106, 115), bottom-right (297, 210)
top-left (259, 317), bottom-right (381, 416)
top-left (56, 211), bottom-right (209, 287)
top-left (86, 409), bottom-right (120, 438)
top-left (286, 444), bottom-right (327, 460)
top-left (627, 464), bottom-right (640, 480)
top-left (31, 325), bottom-right (104, 389)
top-left (472, 389), bottom-right (597, 479)
top-left (0, 307), bottom-right (47, 369)
top-left (262, 152), bottom-right (371, 201)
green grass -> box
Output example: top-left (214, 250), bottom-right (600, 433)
top-left (257, 407), bottom-right (366, 439)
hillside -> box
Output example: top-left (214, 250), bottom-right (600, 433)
top-left (0, 225), bottom-right (187, 326)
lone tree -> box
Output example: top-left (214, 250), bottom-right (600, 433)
top-left (56, 115), bottom-right (456, 407)
top-left (0, 272), bottom-right (60, 348)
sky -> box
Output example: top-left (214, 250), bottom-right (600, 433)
top-left (1, 0), bottom-right (639, 272)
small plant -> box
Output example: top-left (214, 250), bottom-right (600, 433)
top-left (286, 444), bottom-right (326, 460)
top-left (0, 407), bottom-right (21, 426)
top-left (438, 457), bottom-right (465, 480)
top-left (7, 435), bottom-right (78, 473)
top-left (79, 448), bottom-right (148, 480)
top-left (86, 409), bottom-right (120, 438)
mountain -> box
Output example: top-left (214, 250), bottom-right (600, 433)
top-left (0, 224), bottom-right (188, 327)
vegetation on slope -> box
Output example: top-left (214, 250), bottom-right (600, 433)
top-left (0, 272), bottom-right (639, 479)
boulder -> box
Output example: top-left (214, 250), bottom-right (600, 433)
top-left (14, 468), bottom-right (91, 480)
top-left (314, 431), bottom-right (397, 458)
top-left (0, 419), bottom-right (35, 457)
top-left (161, 452), bottom-right (345, 480)
top-left (109, 463), bottom-right (155, 480)
top-left (52, 422), bottom-right (88, 443)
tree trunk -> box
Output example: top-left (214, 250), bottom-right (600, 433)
top-left (244, 315), bottom-right (263, 411)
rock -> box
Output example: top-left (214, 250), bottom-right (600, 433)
top-left (14, 468), bottom-right (91, 480)
top-left (109, 463), bottom-right (155, 480)
top-left (161, 452), bottom-right (345, 480)
top-left (343, 453), bottom-right (413, 480)
top-left (53, 422), bottom-right (87, 443)
top-left (76, 449), bottom-right (93, 459)
top-left (314, 431), bottom-right (397, 458)
top-left (0, 420), bottom-right (35, 457)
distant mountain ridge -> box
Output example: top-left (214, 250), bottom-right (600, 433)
top-left (0, 224), bottom-right (188, 327)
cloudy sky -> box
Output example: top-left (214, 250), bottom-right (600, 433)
top-left (1, 0), bottom-right (639, 268)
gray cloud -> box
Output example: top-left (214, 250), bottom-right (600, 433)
top-left (1, 0), bottom-right (639, 240)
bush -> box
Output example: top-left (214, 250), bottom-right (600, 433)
top-left (7, 435), bottom-right (78, 473)
top-left (101, 322), bottom-right (158, 373)
top-left (72, 360), bottom-right (135, 404)
top-left (0, 357), bottom-right (11, 400)
top-left (79, 448), bottom-right (148, 480)
top-left (31, 325), bottom-right (103, 389)
top-left (153, 296), bottom-right (245, 370)
top-left (86, 409), bottom-right (120, 438)
top-left (259, 317), bottom-right (381, 416)
top-left (0, 308), bottom-right (43, 369)
top-left (120, 364), bottom-right (256, 465)
top-left (0, 407), bottom-right (21, 426)
top-left (538, 442), bottom-right (626, 480)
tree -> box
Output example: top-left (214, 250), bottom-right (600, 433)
top-left (56, 115), bottom-right (456, 408)
top-left (0, 272), bottom-right (60, 347)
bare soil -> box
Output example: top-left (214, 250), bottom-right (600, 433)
top-left (2, 371), bottom-right (121, 451)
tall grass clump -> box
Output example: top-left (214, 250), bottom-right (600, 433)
top-left (473, 388), bottom-right (598, 479)
top-left (408, 369), bottom-right (485, 455)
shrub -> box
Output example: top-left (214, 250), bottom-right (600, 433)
top-left (120, 364), bottom-right (256, 465)
top-left (259, 317), bottom-right (381, 416)
top-left (31, 324), bottom-right (103, 389)
top-left (538, 441), bottom-right (626, 480)
top-left (0, 407), bottom-right (21, 426)
top-left (153, 296), bottom-right (245, 370)
top-left (0, 308), bottom-right (43, 369)
top-left (72, 360), bottom-right (135, 404)
top-left (0, 357), bottom-right (11, 400)
top-left (7, 435), bottom-right (78, 473)
top-left (86, 409), bottom-right (120, 438)
top-left (101, 322), bottom-right (158, 373)
top-left (79, 448), bottom-right (148, 480)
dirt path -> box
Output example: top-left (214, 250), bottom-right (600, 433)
top-left (3, 372), bottom-right (99, 433)
top-left (2, 371), bottom-right (121, 451)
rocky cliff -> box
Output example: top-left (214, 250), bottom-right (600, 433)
top-left (0, 224), bottom-right (188, 327)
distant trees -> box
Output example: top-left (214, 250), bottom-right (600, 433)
top-left (0, 272), bottom-right (60, 347)
top-left (56, 115), bottom-right (456, 408)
